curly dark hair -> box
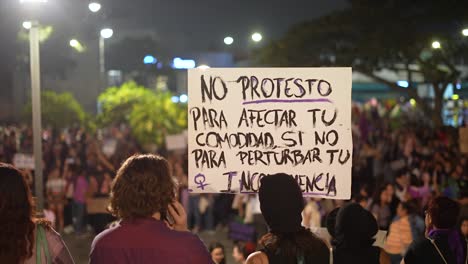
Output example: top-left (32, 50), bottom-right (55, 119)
top-left (0, 163), bottom-right (35, 263)
top-left (109, 154), bottom-right (176, 219)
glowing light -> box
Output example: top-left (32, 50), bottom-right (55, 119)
top-left (452, 94), bottom-right (460, 100)
top-left (100, 28), bottom-right (113, 39)
top-left (456, 83), bottom-right (462, 89)
top-left (224, 36), bottom-right (234, 45)
top-left (172, 57), bottom-right (195, 69)
top-left (462, 28), bottom-right (468, 37)
top-left (432, 41), bottom-right (441, 49)
top-left (69, 39), bottom-right (85, 52)
top-left (397, 80), bottom-right (409, 88)
top-left (69, 39), bottom-right (79, 47)
top-left (20, 0), bottom-right (47, 3)
top-left (171, 96), bottom-right (180, 103)
top-left (143, 55), bottom-right (157, 64)
top-left (88, 2), bottom-right (101, 13)
top-left (197, 65), bottom-right (210, 70)
top-left (410, 98), bottom-right (416, 106)
top-left (179, 94), bottom-right (188, 103)
top-left (22, 21), bottom-right (32, 30)
top-left (251, 32), bottom-right (262, 42)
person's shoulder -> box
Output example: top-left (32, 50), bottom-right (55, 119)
top-left (91, 223), bottom-right (121, 249)
top-left (404, 238), bottom-right (433, 263)
top-left (306, 235), bottom-right (331, 263)
top-left (170, 232), bottom-right (213, 263)
top-left (173, 231), bottom-right (207, 247)
top-left (246, 251), bottom-right (268, 264)
top-left (408, 237), bottom-right (432, 251)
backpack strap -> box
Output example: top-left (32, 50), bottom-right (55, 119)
top-left (36, 224), bottom-right (52, 264)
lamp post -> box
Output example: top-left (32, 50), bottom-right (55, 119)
top-left (99, 28), bottom-right (113, 91)
top-left (20, 0), bottom-right (46, 214)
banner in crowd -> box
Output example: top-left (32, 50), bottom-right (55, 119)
top-left (461, 127), bottom-right (468, 154)
top-left (188, 68), bottom-right (353, 199)
top-left (13, 153), bottom-right (35, 169)
top-left (166, 130), bottom-right (188, 151)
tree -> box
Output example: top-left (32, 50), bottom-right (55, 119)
top-left (23, 91), bottom-right (88, 130)
top-left (97, 81), bottom-right (155, 125)
top-left (98, 81), bottom-right (187, 147)
top-left (256, 0), bottom-right (468, 126)
top-left (129, 92), bottom-right (187, 147)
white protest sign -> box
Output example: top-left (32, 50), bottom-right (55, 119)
top-left (102, 139), bottom-right (117, 157)
top-left (13, 153), bottom-right (35, 169)
top-left (460, 127), bottom-right (468, 154)
top-left (188, 68), bottom-right (353, 199)
top-left (166, 131), bottom-right (188, 151)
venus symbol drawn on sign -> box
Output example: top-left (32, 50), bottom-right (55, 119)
top-left (194, 173), bottom-right (209, 190)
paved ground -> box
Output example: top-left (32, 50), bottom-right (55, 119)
top-left (63, 228), bottom-right (236, 264)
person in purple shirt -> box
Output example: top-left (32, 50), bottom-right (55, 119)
top-left (89, 154), bottom-right (213, 264)
top-left (72, 166), bottom-right (88, 235)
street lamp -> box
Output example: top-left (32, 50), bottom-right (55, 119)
top-left (224, 36), bottom-right (234, 45)
top-left (432, 41), bottom-right (441, 49)
top-left (20, 0), bottom-right (47, 215)
top-left (22, 21), bottom-right (32, 29)
top-left (69, 39), bottom-right (79, 48)
top-left (251, 32), bottom-right (262, 42)
top-left (100, 28), bottom-right (113, 39)
top-left (20, 0), bottom-right (47, 3)
top-left (462, 28), bottom-right (468, 37)
top-left (88, 2), bottom-right (101, 13)
top-left (69, 39), bottom-right (85, 52)
top-left (99, 28), bottom-right (113, 90)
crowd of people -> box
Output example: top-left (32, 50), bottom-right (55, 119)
top-left (0, 125), bottom-right (142, 236)
top-left (1, 154), bottom-right (467, 264)
top-left (0, 100), bottom-right (467, 264)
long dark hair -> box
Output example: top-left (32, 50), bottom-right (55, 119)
top-left (209, 242), bottom-right (226, 264)
top-left (370, 186), bottom-right (388, 208)
top-left (259, 227), bottom-right (329, 264)
top-left (0, 163), bottom-right (36, 263)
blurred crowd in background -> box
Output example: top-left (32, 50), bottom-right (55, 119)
top-left (0, 100), bottom-right (467, 264)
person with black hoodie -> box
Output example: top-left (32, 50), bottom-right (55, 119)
top-left (246, 173), bottom-right (330, 264)
top-left (332, 202), bottom-right (390, 264)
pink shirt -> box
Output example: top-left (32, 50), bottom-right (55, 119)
top-left (73, 175), bottom-right (88, 203)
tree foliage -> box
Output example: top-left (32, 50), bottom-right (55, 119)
top-left (98, 81), bottom-right (187, 147)
top-left (23, 91), bottom-right (88, 130)
top-left (256, 0), bottom-right (468, 126)
top-left (97, 81), bottom-right (155, 125)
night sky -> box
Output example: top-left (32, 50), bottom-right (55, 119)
top-left (0, 0), bottom-right (346, 80)
top-left (1, 0), bottom-right (346, 53)
top-left (95, 0), bottom-right (347, 53)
